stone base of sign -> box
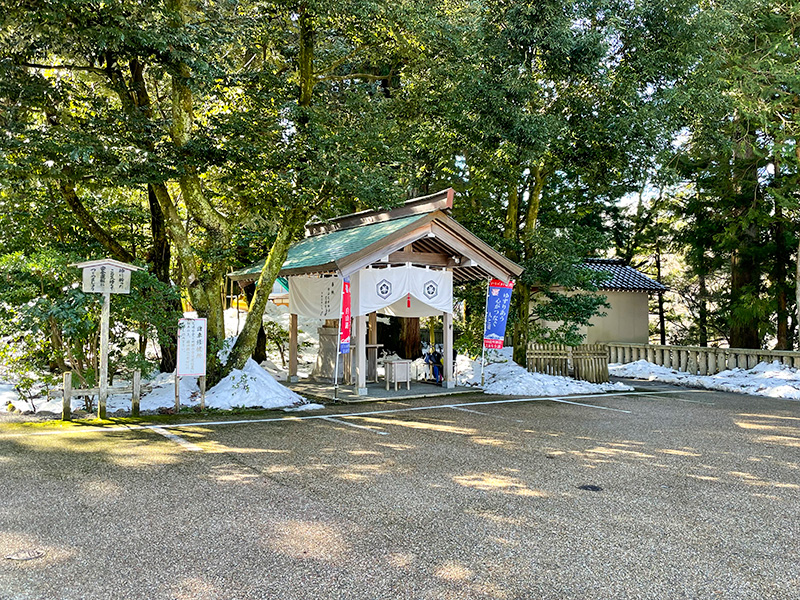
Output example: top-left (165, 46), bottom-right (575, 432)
top-left (311, 327), bottom-right (343, 382)
top-left (357, 387), bottom-right (368, 396)
top-left (443, 380), bottom-right (456, 389)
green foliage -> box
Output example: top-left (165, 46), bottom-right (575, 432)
top-left (262, 320), bottom-right (290, 367)
top-left (0, 251), bottom-right (179, 392)
top-left (522, 227), bottom-right (610, 345)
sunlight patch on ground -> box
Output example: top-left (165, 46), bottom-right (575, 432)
top-left (435, 560), bottom-right (473, 581)
top-left (267, 519), bottom-right (348, 562)
top-left (453, 473), bottom-right (547, 497)
top-left (464, 509), bottom-right (527, 527)
top-left (579, 446), bottom-right (656, 459)
top-left (169, 577), bottom-right (220, 600)
top-left (658, 448), bottom-right (702, 457)
top-left (0, 532), bottom-right (77, 568)
top-left (206, 463), bottom-right (261, 484)
top-left (351, 416), bottom-right (478, 436)
top-left (469, 436), bottom-right (518, 448)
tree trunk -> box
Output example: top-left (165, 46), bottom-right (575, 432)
top-left (698, 271), bottom-right (708, 347)
top-left (774, 206), bottom-right (789, 350)
top-left (226, 208), bottom-right (306, 372)
top-left (512, 163), bottom-right (547, 366)
top-left (147, 184), bottom-right (179, 372)
top-left (655, 247), bottom-right (666, 345)
top-left (728, 120), bottom-right (761, 349)
top-left (243, 283), bottom-right (267, 363)
top-left (399, 317), bottom-right (421, 360)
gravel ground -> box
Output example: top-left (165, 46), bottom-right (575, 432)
top-left (0, 382), bottom-right (798, 599)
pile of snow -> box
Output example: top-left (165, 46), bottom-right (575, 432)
top-left (610, 359), bottom-right (800, 400)
top-left (458, 347), bottom-right (632, 396)
top-left (202, 358), bottom-right (307, 410)
top-left (1, 359), bottom-right (318, 415)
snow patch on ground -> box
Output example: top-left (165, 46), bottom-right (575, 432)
top-left (610, 359), bottom-right (800, 400)
top-left (458, 347), bottom-right (632, 396)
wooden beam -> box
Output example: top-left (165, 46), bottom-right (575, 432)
top-left (385, 250), bottom-right (454, 267)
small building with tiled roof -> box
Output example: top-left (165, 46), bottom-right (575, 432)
top-left (580, 258), bottom-right (666, 344)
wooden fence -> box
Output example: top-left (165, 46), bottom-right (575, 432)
top-left (527, 343), bottom-right (609, 383)
top-left (47, 370), bottom-right (142, 420)
top-left (607, 343), bottom-right (800, 376)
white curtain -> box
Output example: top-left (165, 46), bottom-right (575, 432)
top-left (288, 275), bottom-right (342, 319)
top-left (289, 266), bottom-right (453, 319)
top-left (352, 266), bottom-right (452, 317)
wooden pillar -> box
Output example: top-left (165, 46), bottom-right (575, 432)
top-left (355, 315), bottom-right (367, 395)
top-left (368, 312), bottom-right (377, 345)
top-left (132, 370), bottom-right (141, 417)
top-left (289, 313), bottom-right (298, 382)
top-left (98, 291), bottom-right (110, 419)
top-left (443, 312), bottom-right (454, 388)
top-left (62, 372), bottom-right (72, 421)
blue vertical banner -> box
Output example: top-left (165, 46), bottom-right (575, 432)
top-left (483, 279), bottom-right (515, 349)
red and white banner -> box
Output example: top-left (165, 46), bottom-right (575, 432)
top-left (339, 277), bottom-right (351, 354)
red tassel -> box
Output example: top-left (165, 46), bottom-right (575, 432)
top-left (407, 293), bottom-right (411, 308)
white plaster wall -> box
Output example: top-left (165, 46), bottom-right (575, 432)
top-left (585, 291), bottom-right (649, 344)
top-left (536, 290), bottom-right (650, 344)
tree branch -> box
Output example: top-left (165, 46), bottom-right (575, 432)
top-left (19, 61), bottom-right (105, 75)
top-left (316, 72), bottom-right (392, 82)
top-left (58, 181), bottom-right (136, 263)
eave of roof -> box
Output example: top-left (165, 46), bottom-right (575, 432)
top-left (583, 259), bottom-right (667, 293)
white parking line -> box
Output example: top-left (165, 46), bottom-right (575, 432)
top-left (321, 417), bottom-right (389, 435)
top-left (448, 405), bottom-right (526, 422)
top-left (150, 427), bottom-right (204, 451)
top-left (549, 398), bottom-right (631, 413)
top-left (0, 390), bottom-right (710, 438)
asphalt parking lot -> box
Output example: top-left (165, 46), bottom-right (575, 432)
top-left (1, 382), bottom-right (798, 600)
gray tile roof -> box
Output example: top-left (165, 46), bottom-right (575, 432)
top-left (583, 258), bottom-right (667, 293)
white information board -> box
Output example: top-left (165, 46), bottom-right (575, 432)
top-left (177, 318), bottom-right (207, 376)
top-left (82, 263), bottom-right (132, 294)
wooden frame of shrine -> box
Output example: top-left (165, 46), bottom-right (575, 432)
top-left (229, 188), bottom-right (523, 396)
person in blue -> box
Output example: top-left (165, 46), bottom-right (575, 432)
top-left (424, 345), bottom-right (444, 384)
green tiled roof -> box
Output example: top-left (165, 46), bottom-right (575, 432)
top-left (230, 214), bottom-right (426, 278)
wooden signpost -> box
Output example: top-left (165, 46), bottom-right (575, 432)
top-left (72, 258), bottom-right (142, 419)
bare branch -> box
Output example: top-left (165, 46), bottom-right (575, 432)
top-left (316, 72), bottom-right (391, 82)
top-left (19, 61), bottom-right (105, 75)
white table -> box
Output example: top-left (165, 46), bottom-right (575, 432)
top-left (385, 359), bottom-right (411, 391)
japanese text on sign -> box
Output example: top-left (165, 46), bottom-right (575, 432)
top-left (483, 279), bottom-right (514, 349)
top-left (82, 265), bottom-right (132, 294)
top-left (177, 318), bottom-right (207, 376)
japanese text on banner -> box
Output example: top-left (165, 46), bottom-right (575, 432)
top-left (339, 277), bottom-right (351, 354)
top-left (483, 279), bottom-right (514, 349)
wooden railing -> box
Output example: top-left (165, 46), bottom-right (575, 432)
top-left (527, 343), bottom-right (609, 383)
top-left (607, 343), bottom-right (800, 376)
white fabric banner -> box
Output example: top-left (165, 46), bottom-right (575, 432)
top-left (353, 266), bottom-right (452, 317)
top-left (289, 267), bottom-right (453, 319)
top-left (288, 276), bottom-right (342, 319)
